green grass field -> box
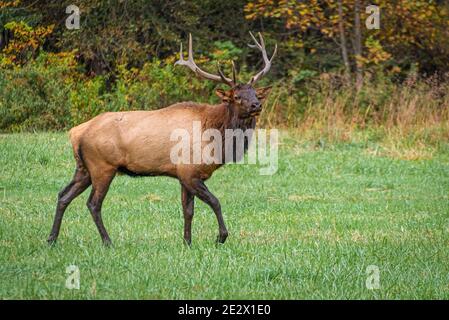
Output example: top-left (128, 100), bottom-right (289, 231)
top-left (1, 131), bottom-right (449, 299)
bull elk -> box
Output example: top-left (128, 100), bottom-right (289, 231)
top-left (48, 32), bottom-right (277, 246)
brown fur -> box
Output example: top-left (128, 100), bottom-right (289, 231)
top-left (48, 84), bottom-right (271, 246)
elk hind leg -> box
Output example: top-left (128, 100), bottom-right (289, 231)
top-left (48, 166), bottom-right (91, 244)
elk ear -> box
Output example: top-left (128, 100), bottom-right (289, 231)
top-left (215, 89), bottom-right (232, 102)
top-left (256, 86), bottom-right (272, 102)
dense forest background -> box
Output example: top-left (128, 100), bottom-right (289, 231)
top-left (0, 0), bottom-right (448, 140)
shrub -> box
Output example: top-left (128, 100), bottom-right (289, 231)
top-left (0, 51), bottom-right (77, 131)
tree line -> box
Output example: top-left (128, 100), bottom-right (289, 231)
top-left (0, 0), bottom-right (448, 132)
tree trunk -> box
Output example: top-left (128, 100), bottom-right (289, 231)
top-left (337, 0), bottom-right (351, 84)
top-left (354, 0), bottom-right (363, 90)
top-left (0, 29), bottom-right (8, 50)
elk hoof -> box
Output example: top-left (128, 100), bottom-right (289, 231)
top-left (102, 238), bottom-right (113, 247)
top-left (216, 232), bottom-right (228, 244)
top-left (47, 235), bottom-right (57, 246)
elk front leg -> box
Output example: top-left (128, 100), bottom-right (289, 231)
top-left (190, 178), bottom-right (228, 244)
top-left (181, 184), bottom-right (195, 245)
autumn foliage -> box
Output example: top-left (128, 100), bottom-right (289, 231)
top-left (0, 0), bottom-right (448, 134)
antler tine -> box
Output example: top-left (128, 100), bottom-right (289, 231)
top-left (248, 31), bottom-right (260, 49)
top-left (188, 33), bottom-right (194, 64)
top-left (175, 33), bottom-right (234, 87)
top-left (175, 34), bottom-right (193, 67)
top-left (217, 63), bottom-right (234, 87)
top-left (270, 43), bottom-right (278, 62)
top-left (248, 32), bottom-right (277, 85)
top-left (258, 32), bottom-right (268, 61)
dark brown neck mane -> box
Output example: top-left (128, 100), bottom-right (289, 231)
top-left (220, 102), bottom-right (256, 163)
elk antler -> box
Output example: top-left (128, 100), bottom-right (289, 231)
top-left (247, 32), bottom-right (277, 85)
top-left (175, 33), bottom-right (235, 87)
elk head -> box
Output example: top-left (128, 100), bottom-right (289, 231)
top-left (175, 32), bottom-right (277, 119)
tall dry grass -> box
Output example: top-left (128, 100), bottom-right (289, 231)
top-left (261, 73), bottom-right (449, 159)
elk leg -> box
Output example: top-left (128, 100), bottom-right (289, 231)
top-left (181, 184), bottom-right (195, 245)
top-left (190, 178), bottom-right (228, 244)
top-left (86, 168), bottom-right (116, 246)
top-left (48, 167), bottom-right (91, 244)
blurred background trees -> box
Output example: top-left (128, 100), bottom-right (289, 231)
top-left (245, 0), bottom-right (449, 82)
top-left (0, 0), bottom-right (448, 132)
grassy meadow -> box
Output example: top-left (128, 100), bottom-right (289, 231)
top-left (1, 130), bottom-right (449, 299)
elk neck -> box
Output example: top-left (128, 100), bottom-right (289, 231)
top-left (210, 102), bottom-right (257, 164)
top-left (222, 101), bottom-right (256, 132)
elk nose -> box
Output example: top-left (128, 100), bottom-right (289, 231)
top-left (251, 102), bottom-right (261, 110)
